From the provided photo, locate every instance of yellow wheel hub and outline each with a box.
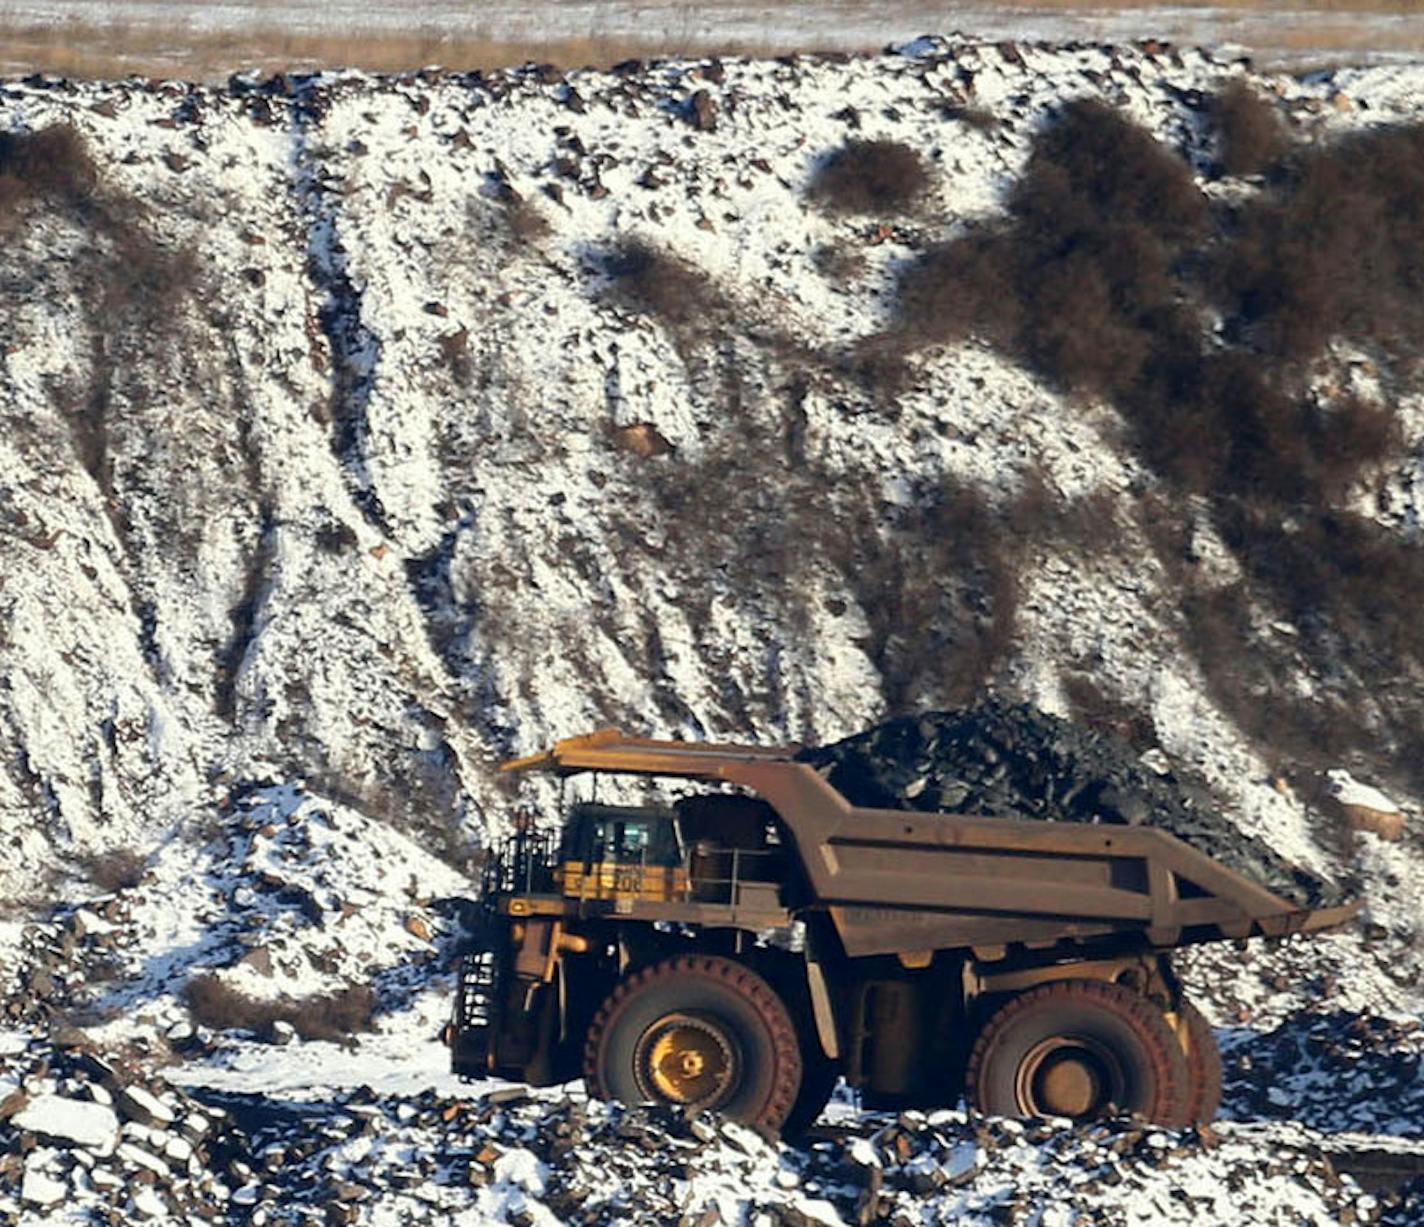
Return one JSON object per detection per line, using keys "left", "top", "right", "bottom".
{"left": 1017, "top": 1037, "right": 1119, "bottom": 1119}
{"left": 635, "top": 1013, "right": 739, "bottom": 1108}
{"left": 1036, "top": 1054, "right": 1101, "bottom": 1117}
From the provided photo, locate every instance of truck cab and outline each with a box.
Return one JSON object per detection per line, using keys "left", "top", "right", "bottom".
{"left": 555, "top": 802, "right": 687, "bottom": 903}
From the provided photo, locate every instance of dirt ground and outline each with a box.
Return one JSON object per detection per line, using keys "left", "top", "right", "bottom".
{"left": 2, "top": 0, "right": 1422, "bottom": 80}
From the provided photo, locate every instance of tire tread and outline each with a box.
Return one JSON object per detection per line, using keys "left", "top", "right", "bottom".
{"left": 584, "top": 954, "right": 802, "bottom": 1131}
{"left": 965, "top": 978, "right": 1190, "bottom": 1127}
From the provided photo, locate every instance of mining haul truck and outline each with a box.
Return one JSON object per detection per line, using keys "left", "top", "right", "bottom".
{"left": 448, "top": 730, "right": 1358, "bottom": 1132}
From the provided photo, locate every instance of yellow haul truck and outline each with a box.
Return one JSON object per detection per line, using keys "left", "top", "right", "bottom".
{"left": 449, "top": 731, "right": 1357, "bottom": 1132}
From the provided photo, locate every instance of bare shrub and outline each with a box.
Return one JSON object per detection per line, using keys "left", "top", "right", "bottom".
{"left": 1062, "top": 674, "right": 1157, "bottom": 752}
{"left": 629, "top": 424, "right": 804, "bottom": 609}
{"left": 1324, "top": 395, "right": 1400, "bottom": 476}
{"left": 1017, "top": 240, "right": 1157, "bottom": 399}
{"left": 1053, "top": 489, "right": 1124, "bottom": 554}
{"left": 286, "top": 985, "right": 378, "bottom": 1041}
{"left": 185, "top": 975, "right": 376, "bottom": 1042}
{"left": 1012, "top": 99, "right": 1207, "bottom": 244}
{"left": 896, "top": 101, "right": 1413, "bottom": 506}
{"left": 809, "top": 139, "right": 932, "bottom": 217}
{"left": 821, "top": 477, "right": 1023, "bottom": 714}
{"left": 1214, "top": 122, "right": 1424, "bottom": 368}
{"left": 831, "top": 334, "right": 917, "bottom": 400}
{"left": 1140, "top": 499, "right": 1424, "bottom": 792}
{"left": 898, "top": 230, "right": 1019, "bottom": 350}
{"left": 504, "top": 195, "right": 551, "bottom": 246}
{"left": 812, "top": 241, "right": 867, "bottom": 283}
{"left": 1221, "top": 503, "right": 1424, "bottom": 670}
{"left": 0, "top": 124, "right": 196, "bottom": 322}
{"left": 100, "top": 226, "right": 200, "bottom": 323}
{"left": 881, "top": 97, "right": 1424, "bottom": 796}
{"left": 185, "top": 976, "right": 273, "bottom": 1034}
{"left": 603, "top": 238, "right": 726, "bottom": 336}
{"left": 77, "top": 847, "right": 148, "bottom": 893}
{"left": 899, "top": 100, "right": 1206, "bottom": 399}
{"left": 944, "top": 105, "right": 1000, "bottom": 133}
{"left": 0, "top": 125, "right": 98, "bottom": 225}
{"left": 1211, "top": 80, "right": 1286, "bottom": 177}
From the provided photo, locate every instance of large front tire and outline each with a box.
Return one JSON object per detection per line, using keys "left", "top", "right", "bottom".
{"left": 966, "top": 980, "right": 1191, "bottom": 1126}
{"left": 584, "top": 955, "right": 802, "bottom": 1131}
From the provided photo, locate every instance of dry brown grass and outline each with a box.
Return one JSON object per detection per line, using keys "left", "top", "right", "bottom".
{"left": 0, "top": 24, "right": 783, "bottom": 82}
{"left": 186, "top": 974, "right": 376, "bottom": 1042}
{"left": 1, "top": 4, "right": 1423, "bottom": 82}
{"left": 76, "top": 847, "right": 148, "bottom": 894}
{"left": 1018, "top": 0, "right": 1422, "bottom": 9}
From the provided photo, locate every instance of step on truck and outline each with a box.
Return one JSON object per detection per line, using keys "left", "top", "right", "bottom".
{"left": 448, "top": 730, "right": 1358, "bottom": 1132}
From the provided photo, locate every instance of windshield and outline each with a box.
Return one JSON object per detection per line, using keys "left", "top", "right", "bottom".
{"left": 561, "top": 802, "right": 683, "bottom": 868}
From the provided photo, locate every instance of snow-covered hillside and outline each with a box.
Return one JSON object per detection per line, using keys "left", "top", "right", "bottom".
{"left": 0, "top": 35, "right": 1421, "bottom": 1226}
{"left": 0, "top": 37, "right": 1421, "bottom": 893}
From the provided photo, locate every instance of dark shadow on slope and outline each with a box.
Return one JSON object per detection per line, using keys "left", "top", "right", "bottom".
{"left": 889, "top": 96, "right": 1424, "bottom": 788}
{"left": 216, "top": 503, "right": 278, "bottom": 723}
{"left": 402, "top": 502, "right": 514, "bottom": 765}
{"left": 284, "top": 76, "right": 391, "bottom": 534}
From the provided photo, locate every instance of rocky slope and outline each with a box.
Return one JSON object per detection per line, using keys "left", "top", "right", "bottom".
{"left": 0, "top": 33, "right": 1422, "bottom": 1227}
{"left": 0, "top": 36, "right": 1420, "bottom": 898}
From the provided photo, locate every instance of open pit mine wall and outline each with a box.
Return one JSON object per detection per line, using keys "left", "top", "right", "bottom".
{"left": 0, "top": 41, "right": 1418, "bottom": 895}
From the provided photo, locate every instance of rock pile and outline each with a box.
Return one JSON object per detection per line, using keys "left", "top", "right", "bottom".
{"left": 799, "top": 702, "right": 1345, "bottom": 908}
{"left": 1, "top": 784, "right": 476, "bottom": 1065}
{"left": 0, "top": 1034, "right": 242, "bottom": 1224}
{"left": 156, "top": 1089, "right": 1405, "bottom": 1227}
{"left": 198, "top": 784, "right": 465, "bottom": 1005}
{"left": 1223, "top": 1010, "right": 1424, "bottom": 1135}
{"left": 3, "top": 896, "right": 135, "bottom": 1029}
{"left": 4, "top": 1029, "right": 1420, "bottom": 1225}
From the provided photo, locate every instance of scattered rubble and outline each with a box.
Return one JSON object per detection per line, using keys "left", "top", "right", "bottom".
{"left": 5, "top": 1054, "right": 1413, "bottom": 1227}
{"left": 1222, "top": 1011, "right": 1424, "bottom": 1136}
{"left": 0, "top": 1034, "right": 242, "bottom": 1225}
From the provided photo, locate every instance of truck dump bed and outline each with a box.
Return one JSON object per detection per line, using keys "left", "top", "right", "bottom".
{"left": 503, "top": 730, "right": 1359, "bottom": 960}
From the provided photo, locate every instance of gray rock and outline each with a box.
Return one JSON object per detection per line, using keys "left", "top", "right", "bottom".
{"left": 12, "top": 1095, "right": 120, "bottom": 1153}
{"left": 116, "top": 1085, "right": 177, "bottom": 1129}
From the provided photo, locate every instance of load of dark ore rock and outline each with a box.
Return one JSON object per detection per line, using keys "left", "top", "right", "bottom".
{"left": 797, "top": 700, "right": 1345, "bottom": 909}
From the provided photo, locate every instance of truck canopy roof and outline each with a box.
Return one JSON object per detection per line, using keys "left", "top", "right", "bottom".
{"left": 500, "top": 728, "right": 801, "bottom": 779}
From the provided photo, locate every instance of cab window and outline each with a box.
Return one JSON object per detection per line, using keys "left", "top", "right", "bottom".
{"left": 562, "top": 803, "right": 682, "bottom": 868}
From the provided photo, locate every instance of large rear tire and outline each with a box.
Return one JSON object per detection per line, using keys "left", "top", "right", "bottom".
{"left": 584, "top": 955, "right": 802, "bottom": 1132}
{"left": 1179, "top": 999, "right": 1222, "bottom": 1125}
{"left": 966, "top": 980, "right": 1191, "bottom": 1127}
